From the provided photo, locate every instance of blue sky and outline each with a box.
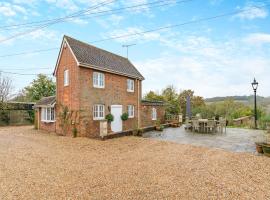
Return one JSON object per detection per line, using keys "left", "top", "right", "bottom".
{"left": 0, "top": 0, "right": 269, "bottom": 98}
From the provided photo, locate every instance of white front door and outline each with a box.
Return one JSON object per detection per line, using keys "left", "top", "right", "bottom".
{"left": 111, "top": 105, "right": 123, "bottom": 132}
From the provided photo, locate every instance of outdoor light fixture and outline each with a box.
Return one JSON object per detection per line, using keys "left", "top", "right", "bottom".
{"left": 251, "top": 78, "right": 259, "bottom": 129}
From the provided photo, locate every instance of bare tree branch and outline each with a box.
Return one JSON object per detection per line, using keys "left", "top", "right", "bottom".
{"left": 0, "top": 73, "right": 12, "bottom": 103}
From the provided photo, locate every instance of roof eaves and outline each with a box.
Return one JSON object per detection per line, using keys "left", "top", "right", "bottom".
{"left": 79, "top": 62, "right": 145, "bottom": 80}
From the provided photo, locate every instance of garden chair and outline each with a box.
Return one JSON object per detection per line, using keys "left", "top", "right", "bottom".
{"left": 218, "top": 119, "right": 227, "bottom": 133}
{"left": 192, "top": 120, "right": 200, "bottom": 132}
{"left": 205, "top": 120, "right": 216, "bottom": 133}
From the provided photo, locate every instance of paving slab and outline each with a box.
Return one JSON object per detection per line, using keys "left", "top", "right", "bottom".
{"left": 143, "top": 127, "right": 265, "bottom": 153}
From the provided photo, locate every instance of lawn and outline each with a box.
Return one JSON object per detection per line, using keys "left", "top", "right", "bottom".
{"left": 0, "top": 126, "right": 270, "bottom": 199}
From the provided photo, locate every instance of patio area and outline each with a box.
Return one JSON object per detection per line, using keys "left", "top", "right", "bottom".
{"left": 143, "top": 127, "right": 265, "bottom": 153}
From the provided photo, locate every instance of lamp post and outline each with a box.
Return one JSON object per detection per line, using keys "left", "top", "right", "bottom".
{"left": 251, "top": 78, "right": 258, "bottom": 129}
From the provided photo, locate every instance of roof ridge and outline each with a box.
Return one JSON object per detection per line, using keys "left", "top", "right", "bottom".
{"left": 64, "top": 35, "right": 129, "bottom": 61}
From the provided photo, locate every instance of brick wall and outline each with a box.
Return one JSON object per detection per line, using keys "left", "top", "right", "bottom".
{"left": 37, "top": 108, "right": 56, "bottom": 132}
{"left": 78, "top": 67, "right": 141, "bottom": 137}
{"left": 55, "top": 41, "right": 80, "bottom": 136}
{"left": 140, "top": 104, "right": 165, "bottom": 128}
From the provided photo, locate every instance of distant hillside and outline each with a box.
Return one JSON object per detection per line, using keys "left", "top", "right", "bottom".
{"left": 205, "top": 96, "right": 270, "bottom": 114}
{"left": 206, "top": 95, "right": 270, "bottom": 103}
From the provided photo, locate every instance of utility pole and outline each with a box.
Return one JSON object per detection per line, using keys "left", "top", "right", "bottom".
{"left": 122, "top": 44, "right": 136, "bottom": 59}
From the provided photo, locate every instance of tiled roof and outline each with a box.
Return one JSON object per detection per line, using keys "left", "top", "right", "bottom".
{"left": 64, "top": 35, "right": 144, "bottom": 80}
{"left": 141, "top": 99, "right": 165, "bottom": 106}
{"left": 34, "top": 96, "right": 56, "bottom": 107}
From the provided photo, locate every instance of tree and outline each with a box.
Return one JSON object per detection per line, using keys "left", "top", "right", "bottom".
{"left": 0, "top": 74, "right": 12, "bottom": 104}
{"left": 162, "top": 85, "right": 180, "bottom": 115}
{"left": 0, "top": 74, "right": 12, "bottom": 124}
{"left": 25, "top": 74, "right": 56, "bottom": 102}
{"left": 178, "top": 89, "right": 205, "bottom": 117}
{"left": 144, "top": 91, "right": 164, "bottom": 101}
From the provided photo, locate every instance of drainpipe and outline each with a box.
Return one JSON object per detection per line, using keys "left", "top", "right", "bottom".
{"left": 137, "top": 79, "right": 140, "bottom": 128}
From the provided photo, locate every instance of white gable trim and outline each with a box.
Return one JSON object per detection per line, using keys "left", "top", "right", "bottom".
{"left": 53, "top": 37, "right": 79, "bottom": 76}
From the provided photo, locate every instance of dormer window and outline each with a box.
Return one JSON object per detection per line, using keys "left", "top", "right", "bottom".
{"left": 64, "top": 69, "right": 69, "bottom": 86}
{"left": 93, "top": 72, "right": 105, "bottom": 88}
{"left": 127, "top": 79, "right": 134, "bottom": 92}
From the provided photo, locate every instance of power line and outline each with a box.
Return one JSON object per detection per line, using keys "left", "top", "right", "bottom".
{"left": 0, "top": 2, "right": 269, "bottom": 58}
{"left": 0, "top": 0, "right": 186, "bottom": 31}
{"left": 91, "top": 3, "right": 270, "bottom": 43}
{"left": 0, "top": 67, "right": 52, "bottom": 70}
{"left": 0, "top": 0, "right": 116, "bottom": 43}
{"left": 0, "top": 48, "right": 58, "bottom": 58}
{"left": 0, "top": 70, "right": 52, "bottom": 76}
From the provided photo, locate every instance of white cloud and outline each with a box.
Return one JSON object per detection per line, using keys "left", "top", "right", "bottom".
{"left": 106, "top": 26, "right": 164, "bottom": 43}
{"left": 244, "top": 33, "right": 270, "bottom": 45}
{"left": 109, "top": 14, "right": 124, "bottom": 25}
{"left": 132, "top": 32, "right": 270, "bottom": 97}
{"left": 235, "top": 2, "right": 268, "bottom": 20}
{"left": 45, "top": 0, "right": 78, "bottom": 11}
{"left": 0, "top": 2, "right": 27, "bottom": 17}
{"left": 28, "top": 29, "right": 58, "bottom": 41}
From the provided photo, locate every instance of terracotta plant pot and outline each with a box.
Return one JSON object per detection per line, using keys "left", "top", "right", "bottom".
{"left": 262, "top": 144, "right": 270, "bottom": 157}
{"left": 255, "top": 142, "right": 264, "bottom": 154}
{"left": 156, "top": 126, "right": 162, "bottom": 131}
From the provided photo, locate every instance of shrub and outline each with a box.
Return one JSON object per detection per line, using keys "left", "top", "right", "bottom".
{"left": 121, "top": 112, "right": 128, "bottom": 121}
{"left": 27, "top": 110, "right": 35, "bottom": 123}
{"left": 0, "top": 110, "right": 10, "bottom": 125}
{"left": 105, "top": 113, "right": 114, "bottom": 123}
{"left": 72, "top": 127, "right": 78, "bottom": 138}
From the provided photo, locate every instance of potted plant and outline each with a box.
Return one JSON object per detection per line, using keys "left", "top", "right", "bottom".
{"left": 255, "top": 134, "right": 266, "bottom": 154}
{"left": 262, "top": 134, "right": 270, "bottom": 157}
{"left": 121, "top": 113, "right": 128, "bottom": 121}
{"left": 267, "top": 122, "right": 270, "bottom": 133}
{"left": 262, "top": 144, "right": 270, "bottom": 157}
{"left": 155, "top": 120, "right": 164, "bottom": 131}
{"left": 105, "top": 113, "right": 114, "bottom": 133}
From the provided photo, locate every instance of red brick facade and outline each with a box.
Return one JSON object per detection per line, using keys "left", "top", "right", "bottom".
{"left": 37, "top": 38, "right": 165, "bottom": 137}
{"left": 36, "top": 108, "right": 56, "bottom": 132}
{"left": 140, "top": 104, "right": 166, "bottom": 128}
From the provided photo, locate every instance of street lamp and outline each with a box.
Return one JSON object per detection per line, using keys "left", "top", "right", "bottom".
{"left": 251, "top": 78, "right": 259, "bottom": 129}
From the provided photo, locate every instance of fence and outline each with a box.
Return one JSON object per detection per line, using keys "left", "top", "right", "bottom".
{"left": 0, "top": 102, "right": 35, "bottom": 126}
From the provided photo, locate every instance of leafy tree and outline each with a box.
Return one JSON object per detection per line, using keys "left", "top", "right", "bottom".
{"left": 178, "top": 89, "right": 205, "bottom": 118}
{"left": 162, "top": 85, "right": 180, "bottom": 115}
{"left": 25, "top": 74, "right": 56, "bottom": 102}
{"left": 144, "top": 91, "right": 164, "bottom": 101}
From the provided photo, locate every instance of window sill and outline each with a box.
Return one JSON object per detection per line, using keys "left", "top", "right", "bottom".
{"left": 93, "top": 85, "right": 105, "bottom": 89}
{"left": 127, "top": 90, "right": 134, "bottom": 93}
{"left": 128, "top": 116, "right": 134, "bottom": 119}
{"left": 93, "top": 118, "right": 105, "bottom": 121}
{"left": 41, "top": 120, "right": 55, "bottom": 123}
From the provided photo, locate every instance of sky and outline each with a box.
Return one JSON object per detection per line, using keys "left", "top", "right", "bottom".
{"left": 0, "top": 0, "right": 269, "bottom": 98}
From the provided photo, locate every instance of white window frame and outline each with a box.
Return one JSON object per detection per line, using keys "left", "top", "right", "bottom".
{"left": 93, "top": 72, "right": 105, "bottom": 88}
{"left": 152, "top": 107, "right": 157, "bottom": 120}
{"left": 41, "top": 107, "right": 55, "bottom": 122}
{"left": 127, "top": 105, "right": 134, "bottom": 118}
{"left": 64, "top": 69, "right": 69, "bottom": 86}
{"left": 127, "top": 79, "right": 134, "bottom": 92}
{"left": 93, "top": 104, "right": 105, "bottom": 120}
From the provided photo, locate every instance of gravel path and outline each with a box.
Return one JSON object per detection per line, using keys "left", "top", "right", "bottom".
{"left": 0, "top": 126, "right": 270, "bottom": 199}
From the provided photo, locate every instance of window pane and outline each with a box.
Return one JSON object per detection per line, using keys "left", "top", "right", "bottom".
{"left": 64, "top": 70, "right": 69, "bottom": 86}
{"left": 47, "top": 108, "right": 51, "bottom": 121}
{"left": 51, "top": 108, "right": 55, "bottom": 120}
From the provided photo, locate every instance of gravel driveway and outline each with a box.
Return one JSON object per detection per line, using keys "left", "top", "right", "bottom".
{"left": 0, "top": 126, "right": 270, "bottom": 199}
